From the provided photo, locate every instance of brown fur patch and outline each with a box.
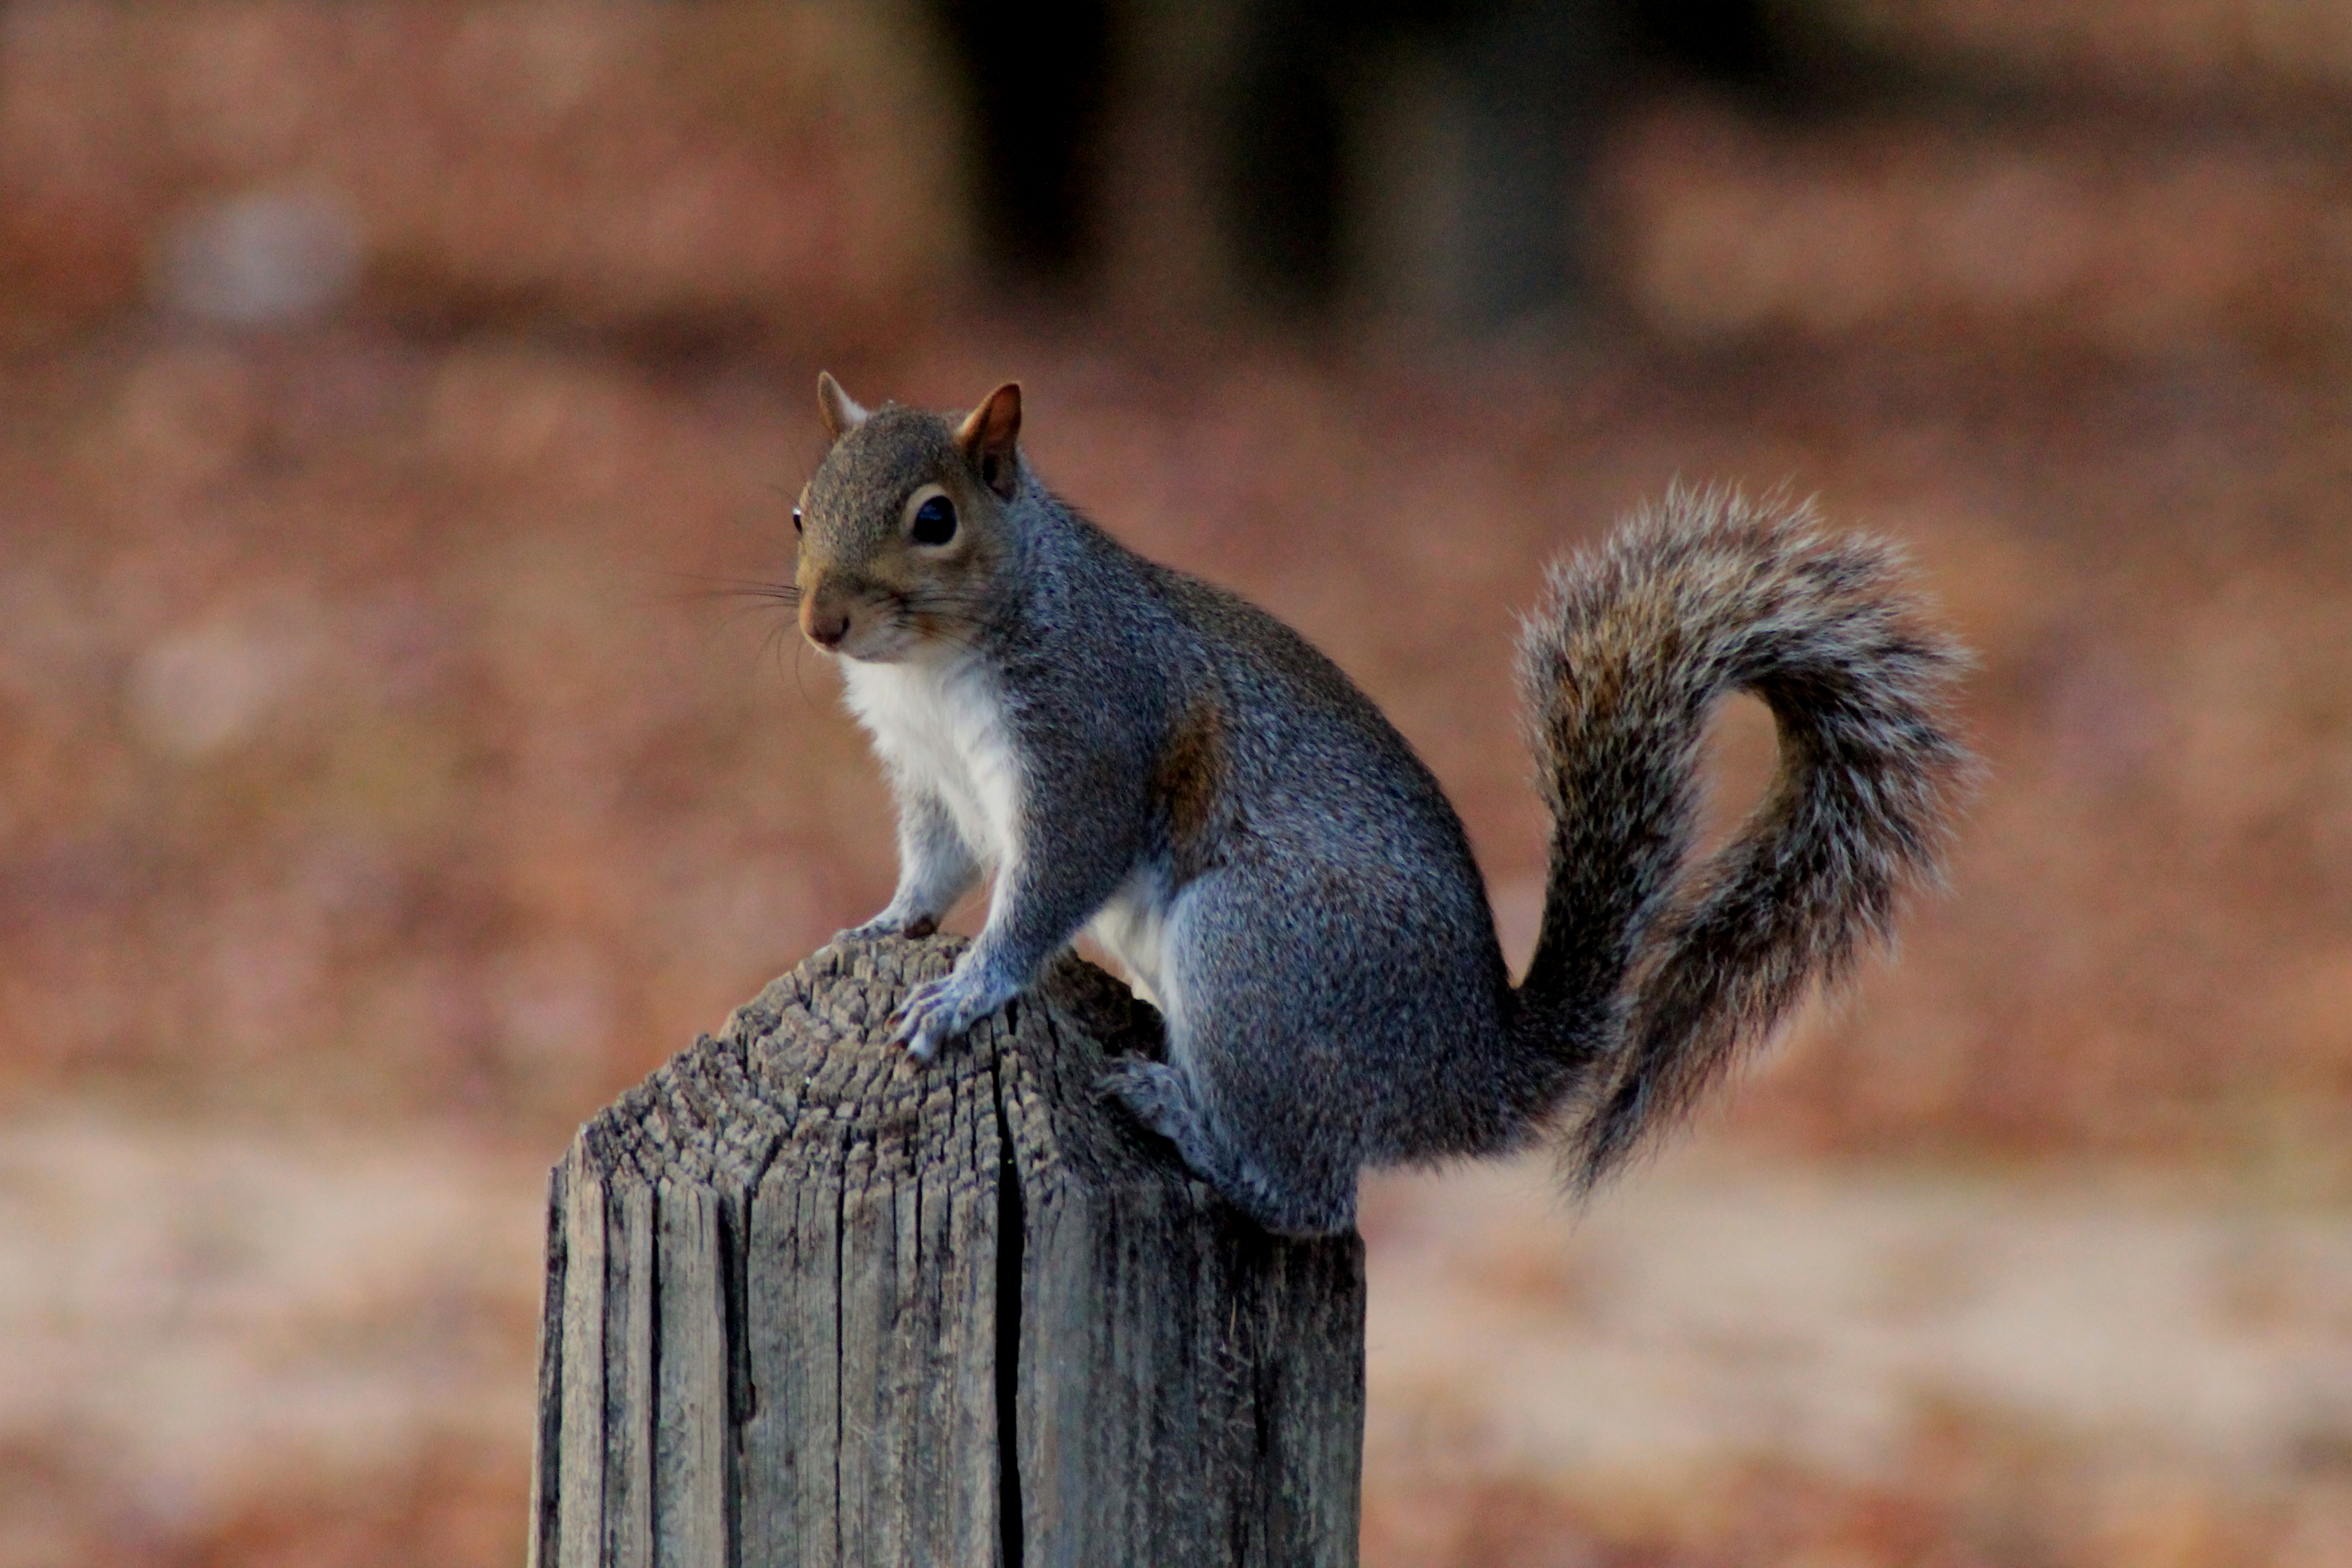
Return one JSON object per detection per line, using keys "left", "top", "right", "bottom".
{"left": 1152, "top": 697, "right": 1233, "bottom": 882}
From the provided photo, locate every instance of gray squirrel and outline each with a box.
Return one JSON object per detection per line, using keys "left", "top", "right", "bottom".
{"left": 790, "top": 374, "right": 1970, "bottom": 1237}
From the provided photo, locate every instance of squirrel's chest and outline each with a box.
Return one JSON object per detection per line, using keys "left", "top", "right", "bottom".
{"left": 841, "top": 660, "right": 1021, "bottom": 864}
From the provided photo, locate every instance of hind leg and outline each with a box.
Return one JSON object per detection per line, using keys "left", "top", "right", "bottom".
{"left": 1098, "top": 1058, "right": 1234, "bottom": 1195}
{"left": 1098, "top": 886, "right": 1362, "bottom": 1236}
{"left": 1102, "top": 1055, "right": 1358, "bottom": 1236}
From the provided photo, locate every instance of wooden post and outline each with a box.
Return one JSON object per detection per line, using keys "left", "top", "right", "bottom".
{"left": 527, "top": 936, "right": 1366, "bottom": 1567}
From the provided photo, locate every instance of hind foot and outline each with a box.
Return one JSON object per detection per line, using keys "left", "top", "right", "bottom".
{"left": 1099, "top": 1060, "right": 1357, "bottom": 1238}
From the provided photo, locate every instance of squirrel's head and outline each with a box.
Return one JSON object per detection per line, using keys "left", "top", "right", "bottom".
{"left": 793, "top": 374, "right": 1022, "bottom": 663}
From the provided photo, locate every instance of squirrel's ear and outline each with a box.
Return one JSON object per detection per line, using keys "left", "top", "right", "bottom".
{"left": 956, "top": 382, "right": 1022, "bottom": 500}
{"left": 817, "top": 372, "right": 868, "bottom": 439}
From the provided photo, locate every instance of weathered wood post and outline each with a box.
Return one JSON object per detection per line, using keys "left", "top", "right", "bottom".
{"left": 527, "top": 935, "right": 1366, "bottom": 1566}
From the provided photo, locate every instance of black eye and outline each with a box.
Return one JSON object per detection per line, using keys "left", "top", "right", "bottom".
{"left": 911, "top": 493, "right": 957, "bottom": 545}
{"left": 792, "top": 507, "right": 803, "bottom": 536}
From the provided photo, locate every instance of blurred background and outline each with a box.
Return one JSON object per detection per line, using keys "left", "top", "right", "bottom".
{"left": 2, "top": 1, "right": 2350, "bottom": 1563}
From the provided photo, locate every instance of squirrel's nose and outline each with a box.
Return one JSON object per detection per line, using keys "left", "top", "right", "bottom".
{"left": 802, "top": 604, "right": 851, "bottom": 650}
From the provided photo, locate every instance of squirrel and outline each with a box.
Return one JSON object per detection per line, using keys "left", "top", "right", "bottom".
{"left": 789, "top": 373, "right": 1970, "bottom": 1237}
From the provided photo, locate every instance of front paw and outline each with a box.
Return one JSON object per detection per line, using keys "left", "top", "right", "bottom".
{"left": 834, "top": 910, "right": 940, "bottom": 946}
{"left": 890, "top": 965, "right": 1018, "bottom": 1063}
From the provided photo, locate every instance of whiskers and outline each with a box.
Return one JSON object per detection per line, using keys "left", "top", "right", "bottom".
{"left": 662, "top": 571, "right": 803, "bottom": 613}
{"left": 667, "top": 571, "right": 1009, "bottom": 668}
{"left": 892, "top": 586, "right": 1007, "bottom": 656}
{"left": 657, "top": 570, "right": 816, "bottom": 694}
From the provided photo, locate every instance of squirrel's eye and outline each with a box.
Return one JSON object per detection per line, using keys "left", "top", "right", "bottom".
{"left": 792, "top": 507, "right": 803, "bottom": 536}
{"left": 911, "top": 494, "right": 957, "bottom": 546}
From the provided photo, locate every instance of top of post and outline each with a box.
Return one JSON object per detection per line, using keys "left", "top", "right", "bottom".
{"left": 567, "top": 935, "right": 1182, "bottom": 1208}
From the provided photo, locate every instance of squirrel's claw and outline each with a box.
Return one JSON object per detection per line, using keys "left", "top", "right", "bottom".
{"left": 836, "top": 911, "right": 941, "bottom": 947}
{"left": 891, "top": 965, "right": 1012, "bottom": 1063}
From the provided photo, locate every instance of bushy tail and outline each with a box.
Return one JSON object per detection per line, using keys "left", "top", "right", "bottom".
{"left": 1509, "top": 487, "right": 1973, "bottom": 1190}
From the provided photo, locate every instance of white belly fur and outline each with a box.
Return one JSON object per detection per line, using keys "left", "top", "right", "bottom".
{"left": 1086, "top": 874, "right": 1163, "bottom": 1005}
{"left": 841, "top": 656, "right": 1021, "bottom": 870}
{"left": 1087, "top": 867, "right": 1193, "bottom": 1024}
{"left": 843, "top": 655, "right": 1183, "bottom": 1020}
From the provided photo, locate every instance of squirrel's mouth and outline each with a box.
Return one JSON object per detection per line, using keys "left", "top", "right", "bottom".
{"left": 824, "top": 619, "right": 922, "bottom": 665}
